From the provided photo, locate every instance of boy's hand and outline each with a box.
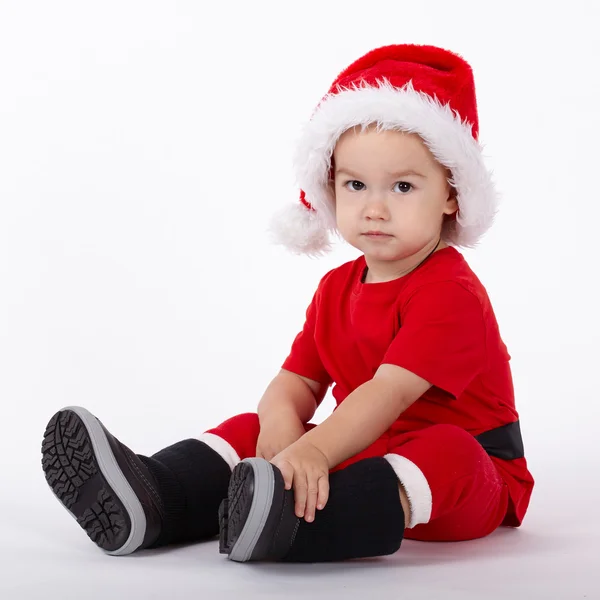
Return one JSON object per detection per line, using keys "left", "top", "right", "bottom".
{"left": 271, "top": 439, "right": 330, "bottom": 523}
{"left": 256, "top": 415, "right": 306, "bottom": 461}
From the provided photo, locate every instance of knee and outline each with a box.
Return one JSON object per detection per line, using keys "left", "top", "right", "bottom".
{"left": 207, "top": 412, "right": 260, "bottom": 442}
{"left": 412, "top": 424, "right": 487, "bottom": 469}
{"left": 219, "top": 412, "right": 259, "bottom": 429}
{"left": 204, "top": 413, "right": 260, "bottom": 462}
{"left": 423, "top": 424, "right": 478, "bottom": 446}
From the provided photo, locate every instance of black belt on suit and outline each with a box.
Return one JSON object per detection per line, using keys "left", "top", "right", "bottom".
{"left": 474, "top": 420, "right": 524, "bottom": 460}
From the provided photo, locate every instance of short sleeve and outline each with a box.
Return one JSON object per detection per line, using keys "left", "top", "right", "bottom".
{"left": 281, "top": 287, "right": 332, "bottom": 386}
{"left": 382, "top": 281, "right": 487, "bottom": 399}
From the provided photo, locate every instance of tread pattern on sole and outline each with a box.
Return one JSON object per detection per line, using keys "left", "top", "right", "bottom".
{"left": 41, "top": 410, "right": 130, "bottom": 552}
{"left": 220, "top": 462, "right": 254, "bottom": 554}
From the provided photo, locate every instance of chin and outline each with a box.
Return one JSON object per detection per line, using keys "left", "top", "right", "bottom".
{"left": 362, "top": 245, "right": 402, "bottom": 260}
{"left": 369, "top": 251, "right": 405, "bottom": 263}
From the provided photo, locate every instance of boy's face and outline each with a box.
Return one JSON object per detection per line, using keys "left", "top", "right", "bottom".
{"left": 332, "top": 126, "right": 457, "bottom": 264}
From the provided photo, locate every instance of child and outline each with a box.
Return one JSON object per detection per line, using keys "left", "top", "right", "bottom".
{"left": 41, "top": 43, "right": 534, "bottom": 563}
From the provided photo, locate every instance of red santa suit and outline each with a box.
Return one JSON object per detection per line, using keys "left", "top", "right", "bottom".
{"left": 201, "top": 247, "right": 534, "bottom": 540}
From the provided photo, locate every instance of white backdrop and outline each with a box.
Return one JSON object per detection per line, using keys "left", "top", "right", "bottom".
{"left": 1, "top": 1, "right": 598, "bottom": 599}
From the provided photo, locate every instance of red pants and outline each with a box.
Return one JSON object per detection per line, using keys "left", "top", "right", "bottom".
{"left": 201, "top": 413, "right": 509, "bottom": 542}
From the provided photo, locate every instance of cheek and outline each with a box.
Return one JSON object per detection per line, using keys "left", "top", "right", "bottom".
{"left": 398, "top": 195, "right": 439, "bottom": 221}
{"left": 335, "top": 210, "right": 355, "bottom": 234}
{"left": 335, "top": 200, "right": 358, "bottom": 225}
{"left": 390, "top": 201, "right": 419, "bottom": 224}
{"left": 389, "top": 203, "right": 435, "bottom": 238}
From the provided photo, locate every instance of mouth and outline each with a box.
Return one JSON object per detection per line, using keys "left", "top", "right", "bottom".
{"left": 362, "top": 231, "right": 394, "bottom": 238}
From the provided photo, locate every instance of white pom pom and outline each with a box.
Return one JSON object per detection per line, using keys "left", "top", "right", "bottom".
{"left": 267, "top": 203, "right": 332, "bottom": 256}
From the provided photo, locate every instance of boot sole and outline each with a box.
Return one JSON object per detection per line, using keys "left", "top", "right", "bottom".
{"left": 41, "top": 406, "right": 146, "bottom": 555}
{"left": 220, "top": 458, "right": 275, "bottom": 562}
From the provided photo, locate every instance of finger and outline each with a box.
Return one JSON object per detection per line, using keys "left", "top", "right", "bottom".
{"left": 293, "top": 471, "right": 308, "bottom": 518}
{"left": 317, "top": 474, "right": 329, "bottom": 511}
{"left": 258, "top": 445, "right": 275, "bottom": 461}
{"left": 277, "top": 461, "right": 295, "bottom": 491}
{"left": 304, "top": 475, "right": 320, "bottom": 523}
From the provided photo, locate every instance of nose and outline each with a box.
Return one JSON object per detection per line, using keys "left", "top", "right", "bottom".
{"left": 364, "top": 195, "right": 389, "bottom": 220}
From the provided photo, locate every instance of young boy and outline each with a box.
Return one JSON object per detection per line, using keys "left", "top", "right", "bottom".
{"left": 41, "top": 43, "right": 534, "bottom": 563}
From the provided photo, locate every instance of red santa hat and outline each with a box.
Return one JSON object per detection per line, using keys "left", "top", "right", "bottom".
{"left": 269, "top": 44, "right": 498, "bottom": 255}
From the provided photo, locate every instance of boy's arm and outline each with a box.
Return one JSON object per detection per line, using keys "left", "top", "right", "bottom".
{"left": 301, "top": 364, "right": 430, "bottom": 468}
{"left": 257, "top": 369, "right": 326, "bottom": 426}
{"left": 255, "top": 369, "right": 327, "bottom": 460}
{"left": 301, "top": 281, "right": 487, "bottom": 467}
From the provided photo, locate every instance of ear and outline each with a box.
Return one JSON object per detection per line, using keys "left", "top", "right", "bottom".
{"left": 443, "top": 195, "right": 459, "bottom": 216}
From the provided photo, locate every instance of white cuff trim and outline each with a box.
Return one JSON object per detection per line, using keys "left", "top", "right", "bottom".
{"left": 384, "top": 453, "right": 433, "bottom": 528}
{"left": 197, "top": 432, "right": 241, "bottom": 471}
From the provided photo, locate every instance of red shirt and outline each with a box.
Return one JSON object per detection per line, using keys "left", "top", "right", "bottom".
{"left": 282, "top": 247, "right": 534, "bottom": 526}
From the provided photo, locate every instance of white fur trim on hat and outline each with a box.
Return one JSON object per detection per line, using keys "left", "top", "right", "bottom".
{"left": 268, "top": 201, "right": 334, "bottom": 257}
{"left": 270, "top": 80, "right": 498, "bottom": 255}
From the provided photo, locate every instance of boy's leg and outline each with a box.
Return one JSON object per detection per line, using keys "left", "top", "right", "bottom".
{"left": 218, "top": 434, "right": 405, "bottom": 563}
{"left": 218, "top": 424, "right": 508, "bottom": 562}
{"left": 141, "top": 412, "right": 266, "bottom": 546}
{"left": 219, "top": 455, "right": 404, "bottom": 562}
{"left": 41, "top": 408, "right": 262, "bottom": 554}
{"left": 197, "top": 412, "right": 262, "bottom": 469}
{"left": 385, "top": 424, "right": 509, "bottom": 541}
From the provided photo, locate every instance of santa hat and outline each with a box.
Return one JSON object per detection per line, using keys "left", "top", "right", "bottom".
{"left": 269, "top": 44, "right": 498, "bottom": 255}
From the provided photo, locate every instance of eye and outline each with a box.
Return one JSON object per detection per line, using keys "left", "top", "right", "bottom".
{"left": 394, "top": 181, "right": 413, "bottom": 194}
{"left": 343, "top": 180, "right": 365, "bottom": 192}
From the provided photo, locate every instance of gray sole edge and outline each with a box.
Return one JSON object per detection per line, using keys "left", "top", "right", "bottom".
{"left": 62, "top": 406, "right": 147, "bottom": 556}
{"left": 228, "top": 458, "right": 274, "bottom": 562}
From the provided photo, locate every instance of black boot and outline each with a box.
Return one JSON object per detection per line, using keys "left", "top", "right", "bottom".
{"left": 41, "top": 406, "right": 231, "bottom": 554}
{"left": 219, "top": 457, "right": 405, "bottom": 562}
{"left": 140, "top": 439, "right": 232, "bottom": 547}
